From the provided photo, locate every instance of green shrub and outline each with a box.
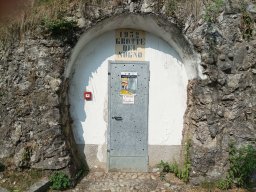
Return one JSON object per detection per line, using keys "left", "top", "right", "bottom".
{"left": 228, "top": 144, "right": 256, "bottom": 187}
{"left": 217, "top": 143, "right": 256, "bottom": 189}
{"left": 50, "top": 171, "right": 71, "bottom": 190}
{"left": 42, "top": 18, "right": 77, "bottom": 36}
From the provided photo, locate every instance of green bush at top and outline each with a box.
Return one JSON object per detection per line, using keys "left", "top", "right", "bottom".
{"left": 50, "top": 171, "right": 71, "bottom": 190}
{"left": 42, "top": 18, "right": 77, "bottom": 36}
{"left": 217, "top": 143, "right": 256, "bottom": 190}
{"left": 203, "top": 0, "right": 224, "bottom": 23}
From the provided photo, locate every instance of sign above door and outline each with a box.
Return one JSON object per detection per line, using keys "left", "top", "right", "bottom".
{"left": 115, "top": 29, "right": 145, "bottom": 61}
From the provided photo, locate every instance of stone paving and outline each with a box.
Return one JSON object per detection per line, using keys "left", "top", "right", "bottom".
{"left": 67, "top": 171, "right": 190, "bottom": 192}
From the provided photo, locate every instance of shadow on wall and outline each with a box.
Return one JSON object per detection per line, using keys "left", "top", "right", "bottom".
{"left": 68, "top": 31, "right": 115, "bottom": 168}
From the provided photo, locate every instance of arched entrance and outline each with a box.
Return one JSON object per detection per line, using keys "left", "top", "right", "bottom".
{"left": 66, "top": 14, "right": 203, "bottom": 171}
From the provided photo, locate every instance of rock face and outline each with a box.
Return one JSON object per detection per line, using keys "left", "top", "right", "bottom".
{"left": 0, "top": 35, "right": 80, "bottom": 173}
{"left": 0, "top": 0, "right": 255, "bottom": 184}
{"left": 183, "top": 0, "right": 256, "bottom": 183}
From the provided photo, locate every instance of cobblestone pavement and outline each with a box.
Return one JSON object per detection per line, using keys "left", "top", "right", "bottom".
{"left": 65, "top": 171, "right": 251, "bottom": 192}
{"left": 66, "top": 171, "right": 197, "bottom": 192}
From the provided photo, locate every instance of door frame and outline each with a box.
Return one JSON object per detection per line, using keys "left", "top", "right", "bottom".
{"left": 107, "top": 60, "right": 150, "bottom": 172}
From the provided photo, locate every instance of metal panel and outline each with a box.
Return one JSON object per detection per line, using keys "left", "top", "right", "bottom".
{"left": 109, "top": 156, "right": 148, "bottom": 172}
{"left": 108, "top": 61, "right": 149, "bottom": 172}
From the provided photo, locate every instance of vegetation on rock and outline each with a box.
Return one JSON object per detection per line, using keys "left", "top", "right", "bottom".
{"left": 0, "top": 0, "right": 79, "bottom": 47}
{"left": 241, "top": 11, "right": 254, "bottom": 41}
{"left": 0, "top": 169, "right": 50, "bottom": 191}
{"left": 50, "top": 171, "right": 71, "bottom": 190}
{"left": 158, "top": 139, "right": 191, "bottom": 183}
{"left": 217, "top": 143, "right": 256, "bottom": 190}
{"left": 203, "top": 0, "right": 224, "bottom": 23}
{"left": 0, "top": 0, "right": 256, "bottom": 190}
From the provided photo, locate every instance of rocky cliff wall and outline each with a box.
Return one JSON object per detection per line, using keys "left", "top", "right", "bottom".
{"left": 0, "top": 0, "right": 255, "bottom": 184}
{"left": 184, "top": 0, "right": 256, "bottom": 183}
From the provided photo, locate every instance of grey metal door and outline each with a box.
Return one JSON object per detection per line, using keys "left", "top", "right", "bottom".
{"left": 108, "top": 61, "right": 149, "bottom": 172}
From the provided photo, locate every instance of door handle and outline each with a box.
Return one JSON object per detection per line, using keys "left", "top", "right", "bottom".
{"left": 112, "top": 116, "right": 123, "bottom": 121}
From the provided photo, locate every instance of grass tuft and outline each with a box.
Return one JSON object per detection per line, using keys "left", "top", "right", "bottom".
{"left": 0, "top": 0, "right": 80, "bottom": 49}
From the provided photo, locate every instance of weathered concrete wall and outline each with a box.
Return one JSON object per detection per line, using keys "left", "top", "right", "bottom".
{"left": 0, "top": 0, "right": 255, "bottom": 184}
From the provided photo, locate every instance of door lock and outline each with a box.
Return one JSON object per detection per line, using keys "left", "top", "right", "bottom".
{"left": 112, "top": 116, "right": 123, "bottom": 121}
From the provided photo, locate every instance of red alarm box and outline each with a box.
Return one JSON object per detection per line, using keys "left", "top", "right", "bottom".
{"left": 84, "top": 91, "right": 92, "bottom": 100}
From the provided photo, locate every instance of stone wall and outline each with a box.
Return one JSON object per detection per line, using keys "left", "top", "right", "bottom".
{"left": 0, "top": 0, "right": 255, "bottom": 183}
{"left": 184, "top": 0, "right": 256, "bottom": 184}
{"left": 0, "top": 34, "right": 83, "bottom": 176}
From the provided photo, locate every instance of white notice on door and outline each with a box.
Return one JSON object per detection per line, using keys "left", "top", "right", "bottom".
{"left": 122, "top": 95, "right": 134, "bottom": 104}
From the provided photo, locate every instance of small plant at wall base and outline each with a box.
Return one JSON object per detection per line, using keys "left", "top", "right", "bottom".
{"left": 50, "top": 171, "right": 71, "bottom": 190}
{"left": 200, "top": 181, "right": 217, "bottom": 190}
{"left": 158, "top": 140, "right": 191, "bottom": 183}
{"left": 216, "top": 143, "right": 256, "bottom": 190}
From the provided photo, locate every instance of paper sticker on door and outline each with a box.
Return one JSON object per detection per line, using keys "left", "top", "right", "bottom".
{"left": 120, "top": 72, "right": 137, "bottom": 96}
{"left": 122, "top": 95, "right": 135, "bottom": 104}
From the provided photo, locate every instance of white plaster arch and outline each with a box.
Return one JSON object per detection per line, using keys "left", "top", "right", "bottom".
{"left": 66, "top": 13, "right": 205, "bottom": 170}
{"left": 65, "top": 13, "right": 205, "bottom": 80}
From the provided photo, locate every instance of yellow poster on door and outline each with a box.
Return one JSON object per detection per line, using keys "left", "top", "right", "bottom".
{"left": 120, "top": 72, "right": 137, "bottom": 96}
{"left": 115, "top": 29, "right": 145, "bottom": 61}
